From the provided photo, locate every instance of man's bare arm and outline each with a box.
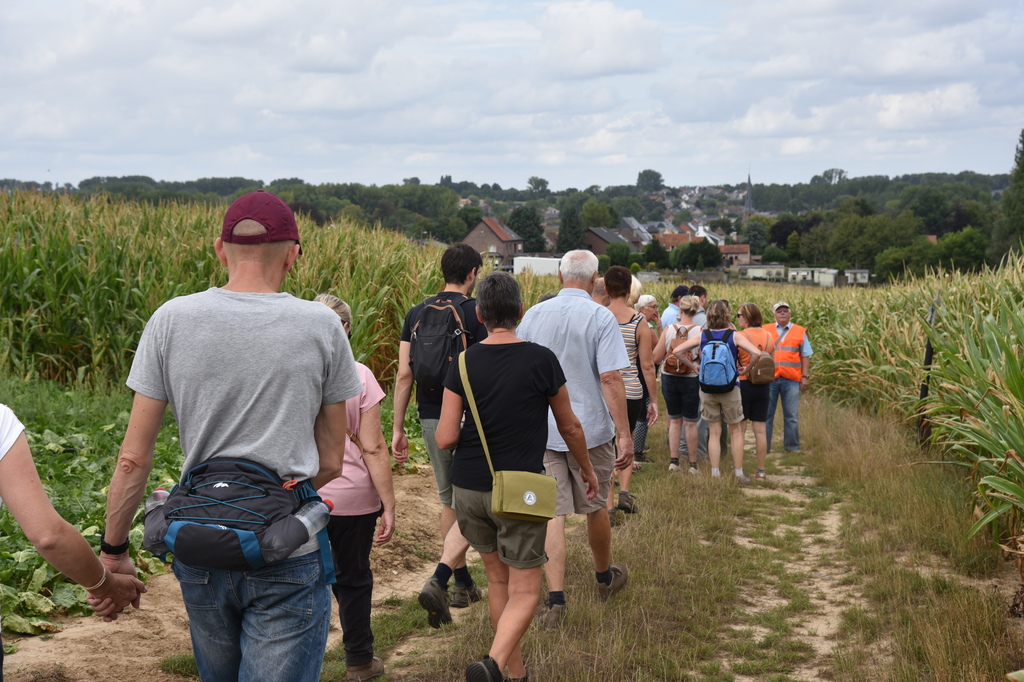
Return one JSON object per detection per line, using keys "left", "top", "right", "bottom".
{"left": 313, "top": 401, "right": 347, "bottom": 489}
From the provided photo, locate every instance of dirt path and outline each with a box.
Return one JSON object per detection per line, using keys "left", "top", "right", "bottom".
{"left": 4, "top": 467, "right": 445, "bottom": 682}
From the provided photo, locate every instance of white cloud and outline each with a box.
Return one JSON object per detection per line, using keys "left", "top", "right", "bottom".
{"left": 535, "top": 1, "right": 665, "bottom": 79}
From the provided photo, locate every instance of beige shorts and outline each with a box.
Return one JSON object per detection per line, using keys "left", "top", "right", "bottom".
{"left": 544, "top": 440, "right": 615, "bottom": 517}
{"left": 699, "top": 386, "right": 744, "bottom": 424}
{"left": 452, "top": 485, "right": 548, "bottom": 569}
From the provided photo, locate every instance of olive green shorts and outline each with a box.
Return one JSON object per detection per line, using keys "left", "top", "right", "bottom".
{"left": 452, "top": 485, "right": 548, "bottom": 569}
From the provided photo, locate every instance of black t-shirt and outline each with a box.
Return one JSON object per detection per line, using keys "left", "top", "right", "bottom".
{"left": 443, "top": 342, "right": 566, "bottom": 492}
{"left": 401, "top": 293, "right": 488, "bottom": 420}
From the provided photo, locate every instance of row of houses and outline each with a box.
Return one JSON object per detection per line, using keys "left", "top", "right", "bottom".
{"left": 737, "top": 264, "right": 871, "bottom": 288}
{"left": 462, "top": 214, "right": 752, "bottom": 269}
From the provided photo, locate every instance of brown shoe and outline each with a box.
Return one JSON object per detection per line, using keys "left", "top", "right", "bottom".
{"left": 607, "top": 508, "right": 618, "bottom": 527}
{"left": 617, "top": 490, "right": 639, "bottom": 514}
{"left": 597, "top": 563, "right": 628, "bottom": 601}
{"left": 347, "top": 656, "right": 384, "bottom": 681}
{"left": 540, "top": 603, "right": 566, "bottom": 629}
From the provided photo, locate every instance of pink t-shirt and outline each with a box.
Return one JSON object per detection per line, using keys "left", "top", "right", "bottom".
{"left": 318, "top": 363, "right": 387, "bottom": 516}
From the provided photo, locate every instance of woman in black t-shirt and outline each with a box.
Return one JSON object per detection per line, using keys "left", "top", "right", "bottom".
{"left": 436, "top": 272, "right": 597, "bottom": 682}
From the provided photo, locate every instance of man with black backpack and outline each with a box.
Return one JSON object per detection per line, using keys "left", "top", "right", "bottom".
{"left": 392, "top": 243, "right": 489, "bottom": 627}
{"left": 100, "top": 191, "right": 363, "bottom": 682}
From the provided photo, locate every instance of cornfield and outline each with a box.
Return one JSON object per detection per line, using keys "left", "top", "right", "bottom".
{"left": 0, "top": 191, "right": 444, "bottom": 388}
{"left": 4, "top": 191, "right": 1024, "bottom": 544}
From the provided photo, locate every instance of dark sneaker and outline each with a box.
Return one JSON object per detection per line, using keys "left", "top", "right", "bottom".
{"left": 597, "top": 563, "right": 628, "bottom": 601}
{"left": 540, "top": 603, "right": 566, "bottom": 629}
{"left": 419, "top": 576, "right": 452, "bottom": 628}
{"left": 617, "top": 491, "right": 639, "bottom": 514}
{"left": 607, "top": 508, "right": 618, "bottom": 527}
{"left": 465, "top": 655, "right": 503, "bottom": 682}
{"left": 346, "top": 656, "right": 385, "bottom": 681}
{"left": 451, "top": 583, "right": 483, "bottom": 608}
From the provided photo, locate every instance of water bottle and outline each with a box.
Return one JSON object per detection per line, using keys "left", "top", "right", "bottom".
{"left": 145, "top": 487, "right": 170, "bottom": 514}
{"left": 293, "top": 499, "right": 334, "bottom": 538}
{"left": 259, "top": 499, "right": 335, "bottom": 564}
{"left": 142, "top": 487, "right": 171, "bottom": 557}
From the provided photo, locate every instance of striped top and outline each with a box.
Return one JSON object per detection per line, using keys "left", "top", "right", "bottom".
{"left": 618, "top": 314, "right": 644, "bottom": 400}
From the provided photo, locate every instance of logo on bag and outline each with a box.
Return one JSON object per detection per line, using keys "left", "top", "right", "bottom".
{"left": 523, "top": 491, "right": 537, "bottom": 506}
{"left": 213, "top": 483, "right": 229, "bottom": 488}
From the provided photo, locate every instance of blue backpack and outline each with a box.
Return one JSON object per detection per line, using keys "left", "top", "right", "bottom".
{"left": 698, "top": 329, "right": 738, "bottom": 393}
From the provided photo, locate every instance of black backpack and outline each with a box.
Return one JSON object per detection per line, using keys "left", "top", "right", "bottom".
{"left": 410, "top": 293, "right": 471, "bottom": 391}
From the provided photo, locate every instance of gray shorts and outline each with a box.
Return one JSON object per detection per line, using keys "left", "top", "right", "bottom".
{"left": 421, "top": 418, "right": 454, "bottom": 507}
{"left": 544, "top": 440, "right": 615, "bottom": 517}
{"left": 453, "top": 485, "right": 548, "bottom": 569}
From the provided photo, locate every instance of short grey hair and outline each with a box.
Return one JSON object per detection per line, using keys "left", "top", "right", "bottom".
{"left": 559, "top": 250, "right": 599, "bottom": 283}
{"left": 635, "top": 294, "right": 657, "bottom": 313}
{"left": 476, "top": 272, "right": 522, "bottom": 330}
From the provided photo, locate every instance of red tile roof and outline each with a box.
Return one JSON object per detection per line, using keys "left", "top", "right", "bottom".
{"left": 481, "top": 217, "right": 521, "bottom": 243}
{"left": 720, "top": 244, "right": 750, "bottom": 254}
{"left": 657, "top": 233, "right": 697, "bottom": 249}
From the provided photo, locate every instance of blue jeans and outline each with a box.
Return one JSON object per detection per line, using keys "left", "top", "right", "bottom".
{"left": 173, "top": 552, "right": 331, "bottom": 682}
{"left": 766, "top": 378, "right": 801, "bottom": 451}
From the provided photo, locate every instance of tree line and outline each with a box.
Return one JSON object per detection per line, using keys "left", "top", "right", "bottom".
{"left": 3, "top": 137, "right": 1023, "bottom": 280}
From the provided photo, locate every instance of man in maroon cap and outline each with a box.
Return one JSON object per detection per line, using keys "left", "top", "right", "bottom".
{"left": 99, "top": 191, "right": 363, "bottom": 682}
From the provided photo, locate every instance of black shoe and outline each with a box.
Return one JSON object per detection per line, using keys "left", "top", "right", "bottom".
{"left": 466, "top": 655, "right": 502, "bottom": 682}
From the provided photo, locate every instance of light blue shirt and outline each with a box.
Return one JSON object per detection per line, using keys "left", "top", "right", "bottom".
{"left": 661, "top": 302, "right": 680, "bottom": 328}
{"left": 518, "top": 288, "right": 630, "bottom": 450}
{"left": 773, "top": 323, "right": 814, "bottom": 356}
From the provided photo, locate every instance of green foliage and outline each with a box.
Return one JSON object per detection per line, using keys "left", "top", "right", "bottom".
{"left": 761, "top": 245, "right": 789, "bottom": 263}
{"left": 604, "top": 242, "right": 631, "bottom": 267}
{"left": 507, "top": 205, "right": 545, "bottom": 253}
{"left": 580, "top": 199, "right": 614, "bottom": 229}
{"left": 671, "top": 241, "right": 723, "bottom": 270}
{"left": 637, "top": 169, "right": 664, "bottom": 192}
{"left": 629, "top": 262, "right": 641, "bottom": 275}
{"left": 938, "top": 226, "right": 989, "bottom": 272}
{"left": 989, "top": 128, "right": 1024, "bottom": 262}
{"left": 745, "top": 222, "right": 768, "bottom": 254}
{"left": 597, "top": 254, "right": 611, "bottom": 272}
{"left": 643, "top": 237, "right": 670, "bottom": 269}
{"left": 0, "top": 376, "right": 180, "bottom": 624}
{"left": 555, "top": 205, "right": 586, "bottom": 252}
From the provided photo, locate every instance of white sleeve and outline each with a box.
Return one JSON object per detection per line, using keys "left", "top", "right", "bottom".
{"left": 0, "top": 405, "right": 26, "bottom": 462}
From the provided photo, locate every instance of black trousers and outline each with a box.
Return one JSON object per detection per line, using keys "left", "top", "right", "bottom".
{"left": 326, "top": 506, "right": 383, "bottom": 667}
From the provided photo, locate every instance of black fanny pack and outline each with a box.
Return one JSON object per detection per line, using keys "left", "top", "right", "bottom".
{"left": 143, "top": 457, "right": 334, "bottom": 582}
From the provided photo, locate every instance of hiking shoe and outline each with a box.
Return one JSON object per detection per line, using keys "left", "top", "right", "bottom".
{"left": 451, "top": 583, "right": 483, "bottom": 608}
{"left": 668, "top": 462, "right": 681, "bottom": 472}
{"left": 466, "top": 655, "right": 503, "bottom": 682}
{"left": 735, "top": 471, "right": 751, "bottom": 486}
{"left": 755, "top": 471, "right": 768, "bottom": 481}
{"left": 597, "top": 563, "right": 629, "bottom": 601}
{"left": 418, "top": 576, "right": 452, "bottom": 628}
{"left": 617, "top": 491, "right": 639, "bottom": 514}
{"left": 540, "top": 603, "right": 566, "bottom": 629}
{"left": 346, "top": 656, "right": 385, "bottom": 681}
{"left": 688, "top": 462, "right": 699, "bottom": 474}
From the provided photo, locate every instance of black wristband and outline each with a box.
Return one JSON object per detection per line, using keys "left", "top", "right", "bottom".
{"left": 100, "top": 533, "right": 130, "bottom": 555}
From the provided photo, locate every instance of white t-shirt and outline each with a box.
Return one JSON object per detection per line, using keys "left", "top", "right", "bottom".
{"left": 0, "top": 404, "right": 27, "bottom": 503}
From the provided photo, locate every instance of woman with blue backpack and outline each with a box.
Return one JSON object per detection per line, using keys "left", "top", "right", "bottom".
{"left": 668, "top": 299, "right": 764, "bottom": 483}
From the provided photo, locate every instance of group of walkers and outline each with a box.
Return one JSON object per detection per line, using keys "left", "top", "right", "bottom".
{"left": 0, "top": 190, "right": 814, "bottom": 682}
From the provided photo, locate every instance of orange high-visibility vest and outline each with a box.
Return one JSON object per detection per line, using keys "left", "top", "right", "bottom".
{"left": 762, "top": 323, "right": 806, "bottom": 381}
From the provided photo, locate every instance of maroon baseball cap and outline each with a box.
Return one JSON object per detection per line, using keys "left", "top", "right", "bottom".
{"left": 221, "top": 190, "right": 301, "bottom": 251}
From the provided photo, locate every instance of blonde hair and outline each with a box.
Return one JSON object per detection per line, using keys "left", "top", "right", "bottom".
{"left": 314, "top": 293, "right": 352, "bottom": 336}
{"left": 677, "top": 295, "right": 701, "bottom": 316}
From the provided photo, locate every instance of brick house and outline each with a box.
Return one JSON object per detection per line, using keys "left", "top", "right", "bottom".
{"left": 461, "top": 217, "right": 524, "bottom": 267}
{"left": 720, "top": 244, "right": 751, "bottom": 266}
{"left": 586, "top": 227, "right": 633, "bottom": 256}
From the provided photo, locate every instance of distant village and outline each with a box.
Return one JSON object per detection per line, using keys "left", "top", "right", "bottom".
{"left": 457, "top": 181, "right": 871, "bottom": 289}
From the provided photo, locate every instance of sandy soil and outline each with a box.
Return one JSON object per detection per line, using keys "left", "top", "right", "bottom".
{"left": 3, "top": 467, "right": 444, "bottom": 682}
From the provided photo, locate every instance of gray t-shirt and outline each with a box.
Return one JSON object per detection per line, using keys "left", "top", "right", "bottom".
{"left": 127, "top": 288, "right": 362, "bottom": 481}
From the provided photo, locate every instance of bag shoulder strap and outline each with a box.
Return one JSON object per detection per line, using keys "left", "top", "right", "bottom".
{"left": 458, "top": 353, "right": 495, "bottom": 480}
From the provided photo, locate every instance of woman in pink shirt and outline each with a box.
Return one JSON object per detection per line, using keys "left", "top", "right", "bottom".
{"left": 315, "top": 294, "right": 396, "bottom": 682}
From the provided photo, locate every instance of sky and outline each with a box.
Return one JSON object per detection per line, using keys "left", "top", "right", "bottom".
{"left": 2, "top": 0, "right": 1022, "bottom": 191}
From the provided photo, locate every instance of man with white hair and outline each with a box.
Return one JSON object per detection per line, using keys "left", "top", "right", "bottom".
{"left": 517, "top": 249, "right": 634, "bottom": 629}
